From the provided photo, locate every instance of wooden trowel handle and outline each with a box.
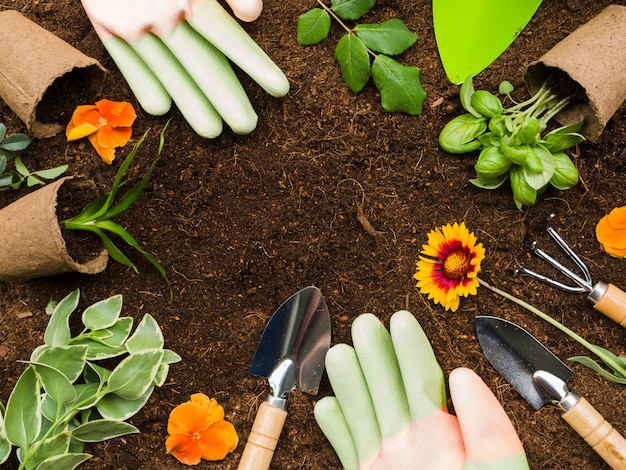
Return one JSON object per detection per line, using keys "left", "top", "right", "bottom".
{"left": 562, "top": 397, "right": 626, "bottom": 469}
{"left": 592, "top": 283, "right": 626, "bottom": 327}
{"left": 238, "top": 401, "right": 288, "bottom": 470}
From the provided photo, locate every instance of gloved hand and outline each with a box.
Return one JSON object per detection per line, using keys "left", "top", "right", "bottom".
{"left": 314, "top": 311, "right": 530, "bottom": 470}
{"left": 80, "top": 0, "right": 289, "bottom": 138}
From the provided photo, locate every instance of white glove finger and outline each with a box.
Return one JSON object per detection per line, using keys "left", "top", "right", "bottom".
{"left": 324, "top": 343, "right": 381, "bottom": 463}
{"left": 351, "top": 314, "right": 411, "bottom": 440}
{"left": 100, "top": 36, "right": 172, "bottom": 116}
{"left": 159, "top": 21, "right": 258, "bottom": 135}
{"left": 130, "top": 34, "right": 223, "bottom": 138}
{"left": 224, "top": 0, "right": 263, "bottom": 22}
{"left": 188, "top": 0, "right": 289, "bottom": 97}
{"left": 314, "top": 397, "right": 359, "bottom": 470}
{"left": 389, "top": 310, "right": 447, "bottom": 420}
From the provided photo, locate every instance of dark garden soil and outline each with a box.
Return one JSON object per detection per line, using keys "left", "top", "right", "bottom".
{"left": 1, "top": 0, "right": 625, "bottom": 469}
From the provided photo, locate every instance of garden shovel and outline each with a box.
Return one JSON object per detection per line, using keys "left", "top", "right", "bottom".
{"left": 476, "top": 316, "right": 626, "bottom": 469}
{"left": 433, "top": 0, "right": 543, "bottom": 84}
{"left": 238, "top": 286, "right": 331, "bottom": 470}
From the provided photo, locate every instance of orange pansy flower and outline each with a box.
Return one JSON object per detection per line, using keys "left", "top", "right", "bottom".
{"left": 166, "top": 393, "right": 238, "bottom": 465}
{"left": 596, "top": 206, "right": 626, "bottom": 258}
{"left": 66, "top": 99, "right": 136, "bottom": 164}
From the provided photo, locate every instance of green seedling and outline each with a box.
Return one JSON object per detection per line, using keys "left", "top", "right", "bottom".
{"left": 297, "top": 0, "right": 426, "bottom": 115}
{"left": 0, "top": 289, "right": 181, "bottom": 469}
{"left": 61, "top": 123, "right": 172, "bottom": 300}
{"left": 439, "top": 76, "right": 584, "bottom": 210}
{"left": 0, "top": 124, "right": 67, "bottom": 191}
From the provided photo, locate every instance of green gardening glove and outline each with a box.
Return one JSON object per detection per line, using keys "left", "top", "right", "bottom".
{"left": 314, "top": 310, "right": 530, "bottom": 470}
{"left": 80, "top": 0, "right": 289, "bottom": 138}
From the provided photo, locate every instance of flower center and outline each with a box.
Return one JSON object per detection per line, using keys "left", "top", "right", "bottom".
{"left": 443, "top": 251, "right": 470, "bottom": 280}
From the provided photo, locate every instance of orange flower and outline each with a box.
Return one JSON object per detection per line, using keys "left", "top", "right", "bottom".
{"left": 596, "top": 206, "right": 626, "bottom": 258}
{"left": 66, "top": 99, "right": 136, "bottom": 164}
{"left": 166, "top": 393, "right": 238, "bottom": 465}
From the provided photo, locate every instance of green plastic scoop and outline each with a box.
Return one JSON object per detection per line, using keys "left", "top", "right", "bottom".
{"left": 433, "top": 0, "right": 543, "bottom": 84}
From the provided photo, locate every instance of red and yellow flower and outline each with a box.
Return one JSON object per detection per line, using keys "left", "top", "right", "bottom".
{"left": 66, "top": 99, "right": 136, "bottom": 164}
{"left": 165, "top": 393, "right": 238, "bottom": 465}
{"left": 596, "top": 206, "right": 626, "bottom": 258}
{"left": 414, "top": 222, "right": 485, "bottom": 312}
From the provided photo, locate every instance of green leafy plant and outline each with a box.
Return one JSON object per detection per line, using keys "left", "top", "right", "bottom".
{"left": 478, "top": 278, "right": 626, "bottom": 384}
{"left": 0, "top": 289, "right": 181, "bottom": 469}
{"left": 61, "top": 123, "right": 172, "bottom": 299}
{"left": 439, "top": 76, "right": 584, "bottom": 210}
{"left": 0, "top": 124, "right": 67, "bottom": 191}
{"left": 297, "top": 0, "right": 426, "bottom": 115}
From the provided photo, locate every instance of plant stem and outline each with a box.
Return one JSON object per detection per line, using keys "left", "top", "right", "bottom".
{"left": 477, "top": 277, "right": 626, "bottom": 377}
{"left": 315, "top": 0, "right": 352, "bottom": 34}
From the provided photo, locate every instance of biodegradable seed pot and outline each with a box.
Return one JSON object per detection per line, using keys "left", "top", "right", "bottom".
{"left": 0, "top": 176, "right": 108, "bottom": 282}
{"left": 524, "top": 4, "right": 626, "bottom": 141}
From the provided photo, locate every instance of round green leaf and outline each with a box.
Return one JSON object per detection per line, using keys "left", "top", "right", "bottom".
{"left": 297, "top": 8, "right": 331, "bottom": 45}
{"left": 371, "top": 55, "right": 426, "bottom": 115}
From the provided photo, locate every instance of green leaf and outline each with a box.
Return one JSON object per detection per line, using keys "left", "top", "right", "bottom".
{"left": 331, "top": 0, "right": 376, "bottom": 20}
{"left": 45, "top": 289, "right": 80, "bottom": 347}
{"left": 371, "top": 54, "right": 426, "bottom": 115}
{"left": 550, "top": 152, "right": 579, "bottom": 190}
{"left": 82, "top": 294, "right": 123, "bottom": 331}
{"left": 470, "top": 174, "right": 507, "bottom": 190}
{"left": 0, "top": 123, "right": 6, "bottom": 142}
{"left": 0, "top": 405, "right": 11, "bottom": 465}
{"left": 96, "top": 386, "right": 154, "bottom": 421}
{"left": 569, "top": 356, "right": 626, "bottom": 384}
{"left": 297, "top": 8, "right": 331, "bottom": 45}
{"left": 523, "top": 145, "right": 555, "bottom": 190}
{"left": 474, "top": 146, "right": 512, "bottom": 180}
{"left": 439, "top": 113, "right": 486, "bottom": 153}
{"left": 69, "top": 383, "right": 102, "bottom": 411}
{"left": 106, "top": 350, "right": 164, "bottom": 400}
{"left": 355, "top": 19, "right": 417, "bottom": 56}
{"left": 34, "top": 452, "right": 92, "bottom": 470}
{"left": 335, "top": 34, "right": 371, "bottom": 94}
{"left": 89, "top": 317, "right": 134, "bottom": 348}
{"left": 30, "top": 362, "right": 77, "bottom": 406}
{"left": 32, "top": 345, "right": 88, "bottom": 383}
{"left": 510, "top": 166, "right": 537, "bottom": 209}
{"left": 517, "top": 117, "right": 540, "bottom": 145}
{"left": 153, "top": 364, "right": 170, "bottom": 387}
{"left": 13, "top": 156, "right": 29, "bottom": 177}
{"left": 70, "top": 338, "right": 127, "bottom": 361}
{"left": 460, "top": 75, "right": 481, "bottom": 118}
{"left": 26, "top": 174, "right": 45, "bottom": 186}
{"left": 162, "top": 349, "right": 182, "bottom": 365}
{"left": 470, "top": 90, "right": 503, "bottom": 118}
{"left": 72, "top": 420, "right": 139, "bottom": 443}
{"left": 1, "top": 132, "right": 31, "bottom": 151}
{"left": 26, "top": 432, "right": 71, "bottom": 470}
{"left": 126, "top": 315, "right": 164, "bottom": 354}
{"left": 5, "top": 367, "right": 42, "bottom": 448}
{"left": 32, "top": 165, "right": 68, "bottom": 180}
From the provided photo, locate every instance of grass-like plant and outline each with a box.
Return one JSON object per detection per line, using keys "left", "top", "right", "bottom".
{"left": 61, "top": 122, "right": 172, "bottom": 299}
{"left": 0, "top": 289, "right": 181, "bottom": 469}
{"left": 297, "top": 0, "right": 426, "bottom": 115}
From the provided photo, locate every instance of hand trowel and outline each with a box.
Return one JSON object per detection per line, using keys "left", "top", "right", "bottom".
{"left": 433, "top": 0, "right": 543, "bottom": 84}
{"left": 476, "top": 316, "right": 626, "bottom": 469}
{"left": 237, "top": 286, "right": 331, "bottom": 470}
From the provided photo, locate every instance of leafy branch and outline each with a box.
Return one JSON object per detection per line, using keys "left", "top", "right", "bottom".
{"left": 0, "top": 124, "right": 67, "bottom": 191}
{"left": 297, "top": 0, "right": 426, "bottom": 115}
{"left": 0, "top": 289, "right": 181, "bottom": 469}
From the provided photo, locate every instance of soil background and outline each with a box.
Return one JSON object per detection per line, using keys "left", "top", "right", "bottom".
{"left": 1, "top": 0, "right": 625, "bottom": 469}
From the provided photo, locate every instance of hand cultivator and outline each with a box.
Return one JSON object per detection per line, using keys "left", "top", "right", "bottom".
{"left": 517, "top": 216, "right": 626, "bottom": 327}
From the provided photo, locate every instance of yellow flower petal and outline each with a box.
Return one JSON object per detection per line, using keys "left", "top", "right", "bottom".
{"left": 66, "top": 122, "right": 99, "bottom": 141}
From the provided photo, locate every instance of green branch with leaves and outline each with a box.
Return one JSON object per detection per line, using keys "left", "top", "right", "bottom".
{"left": 297, "top": 0, "right": 426, "bottom": 115}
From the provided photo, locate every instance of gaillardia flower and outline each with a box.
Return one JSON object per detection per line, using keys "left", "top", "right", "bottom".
{"left": 66, "top": 99, "right": 136, "bottom": 164}
{"left": 166, "top": 393, "right": 238, "bottom": 465}
{"left": 414, "top": 222, "right": 485, "bottom": 312}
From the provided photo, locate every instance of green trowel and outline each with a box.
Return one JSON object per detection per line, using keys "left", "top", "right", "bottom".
{"left": 433, "top": 0, "right": 543, "bottom": 84}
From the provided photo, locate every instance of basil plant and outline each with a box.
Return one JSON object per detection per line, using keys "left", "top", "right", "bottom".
{"left": 0, "top": 289, "right": 180, "bottom": 469}
{"left": 439, "top": 76, "right": 584, "bottom": 210}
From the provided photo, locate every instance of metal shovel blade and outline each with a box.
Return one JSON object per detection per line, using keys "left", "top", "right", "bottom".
{"left": 475, "top": 315, "right": 572, "bottom": 410}
{"left": 433, "top": 0, "right": 543, "bottom": 84}
{"left": 249, "top": 285, "right": 331, "bottom": 396}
